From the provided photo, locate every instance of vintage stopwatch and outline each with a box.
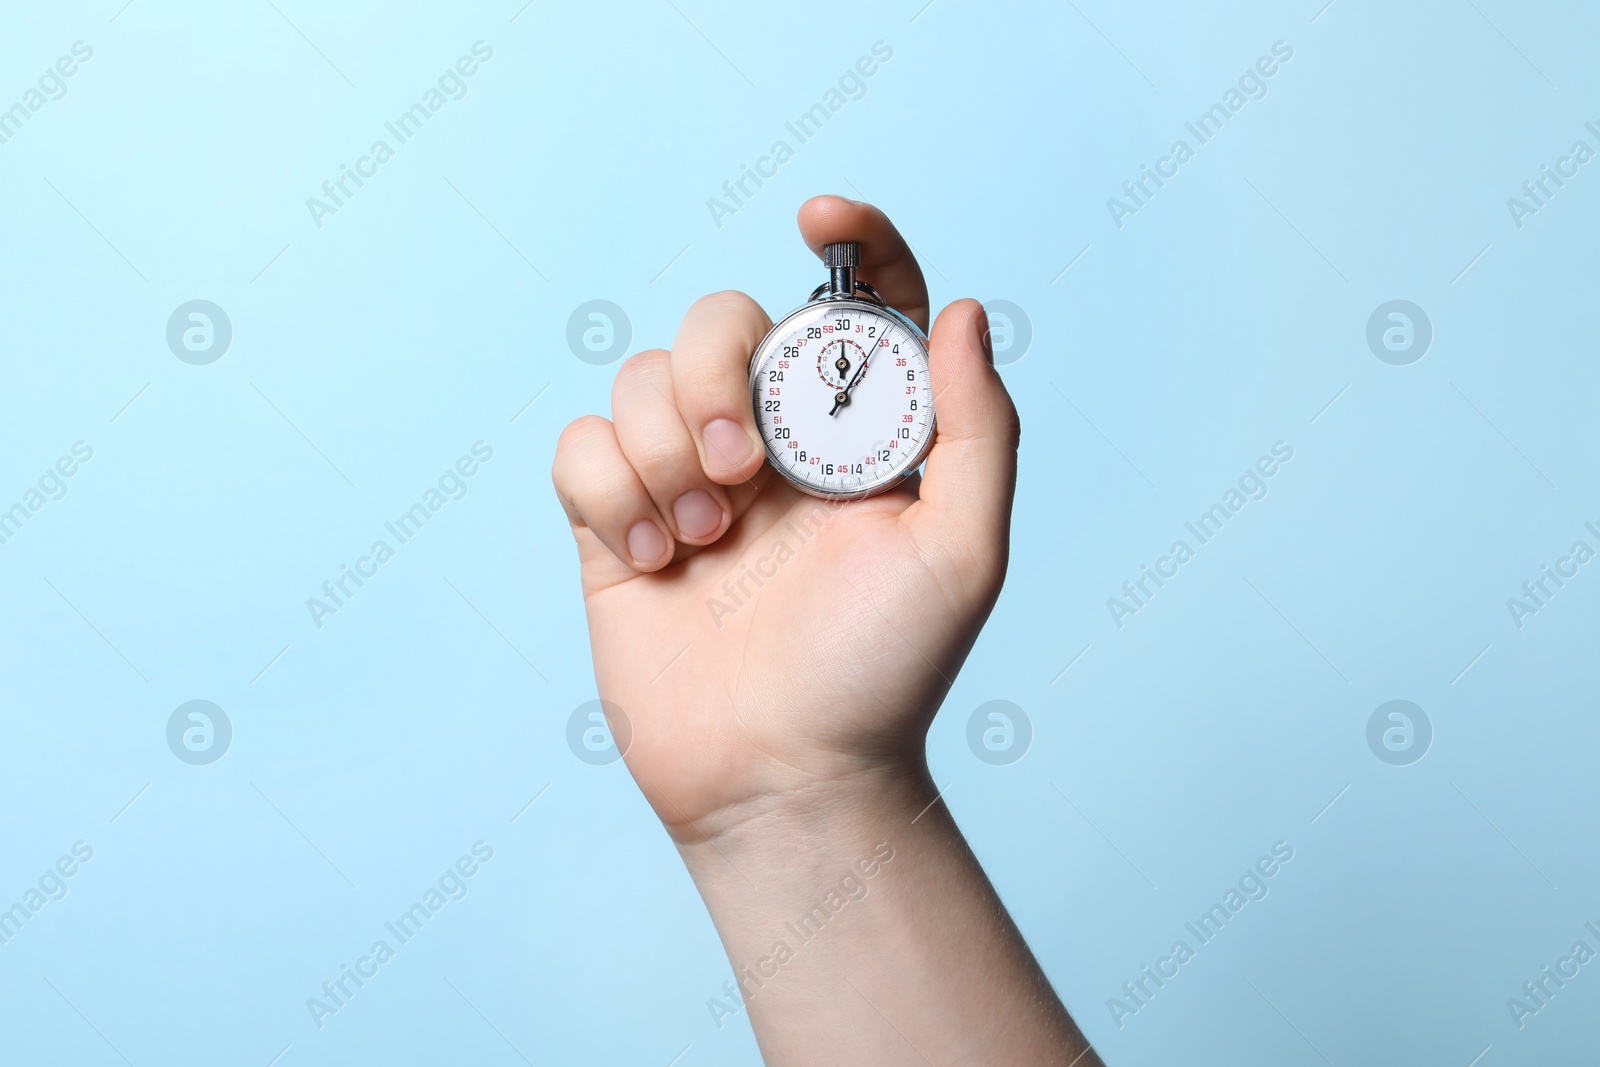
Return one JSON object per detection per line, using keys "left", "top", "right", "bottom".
{"left": 748, "top": 242, "right": 935, "bottom": 500}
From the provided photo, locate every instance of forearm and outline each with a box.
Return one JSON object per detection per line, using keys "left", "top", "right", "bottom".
{"left": 674, "top": 761, "right": 1101, "bottom": 1066}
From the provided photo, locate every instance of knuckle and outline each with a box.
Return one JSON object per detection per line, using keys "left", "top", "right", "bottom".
{"left": 619, "top": 347, "right": 670, "bottom": 377}
{"left": 626, "top": 436, "right": 693, "bottom": 482}
{"left": 556, "top": 415, "right": 610, "bottom": 456}
{"left": 678, "top": 292, "right": 770, "bottom": 368}
{"left": 690, "top": 289, "right": 761, "bottom": 319}
{"left": 589, "top": 466, "right": 641, "bottom": 507}
{"left": 611, "top": 349, "right": 670, "bottom": 397}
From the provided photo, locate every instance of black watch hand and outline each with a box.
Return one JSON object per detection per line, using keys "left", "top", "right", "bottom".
{"left": 828, "top": 347, "right": 873, "bottom": 416}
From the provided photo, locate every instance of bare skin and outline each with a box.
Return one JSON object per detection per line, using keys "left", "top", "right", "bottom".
{"left": 552, "top": 196, "right": 1103, "bottom": 1066}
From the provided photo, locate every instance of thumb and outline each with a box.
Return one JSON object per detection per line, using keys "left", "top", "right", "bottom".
{"left": 903, "top": 299, "right": 1020, "bottom": 593}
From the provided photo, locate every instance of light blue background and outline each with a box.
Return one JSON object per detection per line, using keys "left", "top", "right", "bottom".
{"left": 1, "top": 1, "right": 1596, "bottom": 1064}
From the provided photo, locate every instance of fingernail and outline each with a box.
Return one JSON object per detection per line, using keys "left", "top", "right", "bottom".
{"left": 975, "top": 305, "right": 994, "bottom": 366}
{"left": 673, "top": 489, "right": 724, "bottom": 540}
{"left": 627, "top": 521, "right": 667, "bottom": 566}
{"left": 703, "top": 418, "right": 755, "bottom": 469}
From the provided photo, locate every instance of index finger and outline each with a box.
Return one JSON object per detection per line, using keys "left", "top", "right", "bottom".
{"left": 797, "top": 196, "right": 930, "bottom": 332}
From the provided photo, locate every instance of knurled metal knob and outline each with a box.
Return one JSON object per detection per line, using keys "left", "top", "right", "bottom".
{"left": 822, "top": 242, "right": 860, "bottom": 268}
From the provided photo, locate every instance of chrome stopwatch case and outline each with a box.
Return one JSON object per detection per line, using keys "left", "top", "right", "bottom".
{"left": 748, "top": 242, "right": 936, "bottom": 501}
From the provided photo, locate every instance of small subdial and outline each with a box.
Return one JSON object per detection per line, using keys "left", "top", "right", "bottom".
{"left": 816, "top": 337, "right": 872, "bottom": 390}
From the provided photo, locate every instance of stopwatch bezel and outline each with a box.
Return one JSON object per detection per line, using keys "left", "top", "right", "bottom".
{"left": 748, "top": 292, "right": 937, "bottom": 502}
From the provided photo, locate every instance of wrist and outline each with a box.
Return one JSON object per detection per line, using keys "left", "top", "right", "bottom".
{"left": 667, "top": 756, "right": 941, "bottom": 884}
{"left": 661, "top": 749, "right": 1089, "bottom": 1067}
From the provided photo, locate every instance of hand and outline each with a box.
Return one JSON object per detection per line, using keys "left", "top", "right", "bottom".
{"left": 553, "top": 197, "right": 1095, "bottom": 1065}
{"left": 552, "top": 195, "right": 1018, "bottom": 840}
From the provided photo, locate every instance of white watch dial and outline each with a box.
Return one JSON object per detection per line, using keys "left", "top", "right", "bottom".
{"left": 750, "top": 300, "right": 935, "bottom": 499}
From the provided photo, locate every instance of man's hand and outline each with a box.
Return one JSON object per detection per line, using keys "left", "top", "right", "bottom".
{"left": 552, "top": 195, "right": 1015, "bottom": 838}
{"left": 552, "top": 196, "right": 1099, "bottom": 1066}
